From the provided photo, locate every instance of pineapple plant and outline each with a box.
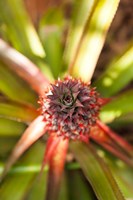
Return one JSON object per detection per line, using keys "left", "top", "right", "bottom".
{"left": 0, "top": 0, "right": 133, "bottom": 200}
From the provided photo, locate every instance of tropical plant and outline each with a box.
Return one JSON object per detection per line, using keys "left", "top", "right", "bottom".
{"left": 0, "top": 0, "right": 133, "bottom": 200}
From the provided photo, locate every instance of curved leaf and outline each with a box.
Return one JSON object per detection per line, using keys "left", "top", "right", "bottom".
{"left": 112, "top": 113, "right": 133, "bottom": 125}
{"left": 0, "top": 97, "right": 38, "bottom": 123}
{"left": 45, "top": 138, "right": 68, "bottom": 200}
{"left": 67, "top": 170, "right": 96, "bottom": 200}
{"left": 25, "top": 172, "right": 47, "bottom": 200}
{"left": 0, "top": 0, "right": 45, "bottom": 58}
{"left": 95, "top": 45, "right": 133, "bottom": 97}
{"left": 0, "top": 173, "right": 35, "bottom": 200}
{"left": 108, "top": 159, "right": 133, "bottom": 198}
{"left": 64, "top": 0, "right": 97, "bottom": 68}
{"left": 0, "top": 39, "right": 50, "bottom": 95}
{"left": 0, "top": 62, "right": 37, "bottom": 105}
{"left": 96, "top": 146, "right": 133, "bottom": 198}
{"left": 58, "top": 174, "right": 68, "bottom": 200}
{"left": 39, "top": 8, "right": 64, "bottom": 78}
{"left": 69, "top": 0, "right": 120, "bottom": 82}
{"left": 0, "top": 142, "right": 46, "bottom": 200}
{"left": 70, "top": 142, "right": 125, "bottom": 200}
{"left": 100, "top": 90, "right": 133, "bottom": 123}
{"left": 0, "top": 118, "right": 26, "bottom": 136}
{"left": 1, "top": 116, "right": 46, "bottom": 180}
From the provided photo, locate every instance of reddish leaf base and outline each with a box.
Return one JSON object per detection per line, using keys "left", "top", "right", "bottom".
{"left": 98, "top": 97, "right": 112, "bottom": 106}
{"left": 44, "top": 135, "right": 69, "bottom": 200}
{"left": 97, "top": 120, "right": 133, "bottom": 155}
{"left": 89, "top": 120, "right": 133, "bottom": 167}
{"left": 0, "top": 39, "right": 50, "bottom": 95}
{"left": 41, "top": 135, "right": 63, "bottom": 171}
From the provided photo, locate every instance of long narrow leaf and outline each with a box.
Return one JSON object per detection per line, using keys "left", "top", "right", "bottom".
{"left": 112, "top": 113, "right": 133, "bottom": 125}
{"left": 0, "top": 97, "right": 38, "bottom": 123}
{"left": 0, "top": 138, "right": 19, "bottom": 159}
{"left": 70, "top": 142, "right": 125, "bottom": 200}
{"left": 64, "top": 0, "right": 97, "bottom": 68}
{"left": 96, "top": 120, "right": 133, "bottom": 157}
{"left": 0, "top": 116, "right": 46, "bottom": 180}
{"left": 96, "top": 146, "right": 133, "bottom": 198}
{"left": 0, "top": 118, "right": 26, "bottom": 136}
{"left": 107, "top": 157, "right": 133, "bottom": 198}
{"left": 95, "top": 45, "right": 133, "bottom": 97}
{"left": 100, "top": 90, "right": 133, "bottom": 123}
{"left": 0, "top": 173, "right": 35, "bottom": 200}
{"left": 25, "top": 172, "right": 47, "bottom": 200}
{"left": 45, "top": 138, "right": 68, "bottom": 200}
{"left": 0, "top": 0, "right": 54, "bottom": 81}
{"left": 58, "top": 174, "right": 68, "bottom": 200}
{"left": 0, "top": 0, "right": 45, "bottom": 58}
{"left": 0, "top": 39, "right": 50, "bottom": 95}
{"left": 0, "top": 62, "right": 37, "bottom": 105}
{"left": 69, "top": 0, "right": 120, "bottom": 82}
{"left": 0, "top": 142, "right": 46, "bottom": 200}
{"left": 67, "top": 170, "right": 96, "bottom": 200}
{"left": 39, "top": 7, "right": 64, "bottom": 78}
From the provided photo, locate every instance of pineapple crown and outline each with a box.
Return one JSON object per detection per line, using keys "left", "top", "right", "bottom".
{"left": 40, "top": 76, "right": 101, "bottom": 140}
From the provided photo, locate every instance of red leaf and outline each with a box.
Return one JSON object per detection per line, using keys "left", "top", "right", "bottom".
{"left": 97, "top": 120, "right": 133, "bottom": 155}
{"left": 0, "top": 39, "right": 50, "bottom": 95}
{"left": 90, "top": 122, "right": 133, "bottom": 167}
{"left": 45, "top": 137, "right": 69, "bottom": 200}
{"left": 41, "top": 134, "right": 61, "bottom": 171}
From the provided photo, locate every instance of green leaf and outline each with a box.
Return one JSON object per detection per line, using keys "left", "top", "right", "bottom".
{"left": 0, "top": 137, "right": 18, "bottom": 161}
{"left": 95, "top": 45, "right": 133, "bottom": 97}
{"left": 0, "top": 97, "right": 38, "bottom": 123}
{"left": 112, "top": 113, "right": 133, "bottom": 125}
{"left": 100, "top": 90, "right": 133, "bottom": 124}
{"left": 0, "top": 118, "right": 26, "bottom": 136}
{"left": 58, "top": 174, "right": 69, "bottom": 200}
{"left": 70, "top": 142, "right": 125, "bottom": 200}
{"left": 25, "top": 172, "right": 47, "bottom": 200}
{"left": 40, "top": 7, "right": 64, "bottom": 27}
{"left": 0, "top": 0, "right": 45, "bottom": 59}
{"left": 0, "top": 1, "right": 55, "bottom": 81}
{"left": 39, "top": 8, "right": 64, "bottom": 78}
{"left": 0, "top": 62, "right": 37, "bottom": 105}
{"left": 0, "top": 141, "right": 46, "bottom": 200}
{"left": 68, "top": 0, "right": 120, "bottom": 82}
{"left": 111, "top": 163, "right": 133, "bottom": 198}
{"left": 40, "top": 27, "right": 63, "bottom": 79}
{"left": 0, "top": 164, "right": 45, "bottom": 175}
{"left": 0, "top": 173, "right": 35, "bottom": 200}
{"left": 64, "top": 0, "right": 97, "bottom": 69}
{"left": 96, "top": 146, "right": 133, "bottom": 198}
{"left": 67, "top": 170, "right": 96, "bottom": 200}
{"left": 1, "top": 116, "right": 46, "bottom": 180}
